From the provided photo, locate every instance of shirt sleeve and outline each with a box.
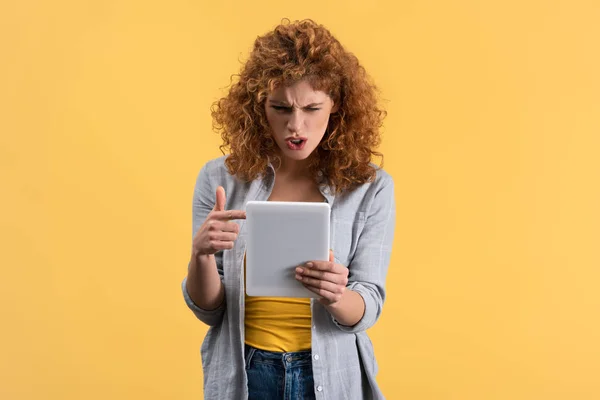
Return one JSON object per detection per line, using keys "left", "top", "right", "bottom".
{"left": 181, "top": 275, "right": 226, "bottom": 326}
{"left": 181, "top": 161, "right": 226, "bottom": 326}
{"left": 332, "top": 172, "right": 396, "bottom": 333}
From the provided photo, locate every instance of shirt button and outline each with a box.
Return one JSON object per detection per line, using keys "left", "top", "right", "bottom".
{"left": 317, "top": 385, "right": 323, "bottom": 392}
{"left": 314, "top": 354, "right": 320, "bottom": 360}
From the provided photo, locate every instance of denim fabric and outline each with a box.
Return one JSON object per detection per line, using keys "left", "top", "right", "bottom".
{"left": 245, "top": 344, "right": 316, "bottom": 400}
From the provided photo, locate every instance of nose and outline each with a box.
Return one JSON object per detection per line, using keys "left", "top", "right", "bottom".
{"left": 286, "top": 109, "right": 303, "bottom": 133}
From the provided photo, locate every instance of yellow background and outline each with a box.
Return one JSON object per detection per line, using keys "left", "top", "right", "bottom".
{"left": 1, "top": 0, "right": 599, "bottom": 399}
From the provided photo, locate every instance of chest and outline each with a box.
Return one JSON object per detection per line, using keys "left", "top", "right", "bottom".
{"left": 267, "top": 178, "right": 325, "bottom": 203}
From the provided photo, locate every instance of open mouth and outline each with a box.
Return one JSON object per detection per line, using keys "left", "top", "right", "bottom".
{"left": 286, "top": 137, "right": 307, "bottom": 150}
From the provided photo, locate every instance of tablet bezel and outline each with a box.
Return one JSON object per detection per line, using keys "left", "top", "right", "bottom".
{"left": 245, "top": 201, "right": 330, "bottom": 298}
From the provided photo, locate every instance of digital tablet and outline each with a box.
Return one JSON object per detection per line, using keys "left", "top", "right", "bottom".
{"left": 245, "top": 201, "right": 330, "bottom": 298}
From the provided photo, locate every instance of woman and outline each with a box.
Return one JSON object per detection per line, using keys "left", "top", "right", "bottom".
{"left": 182, "top": 19, "right": 395, "bottom": 400}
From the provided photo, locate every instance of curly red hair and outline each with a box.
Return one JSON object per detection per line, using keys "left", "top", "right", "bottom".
{"left": 211, "top": 19, "right": 386, "bottom": 194}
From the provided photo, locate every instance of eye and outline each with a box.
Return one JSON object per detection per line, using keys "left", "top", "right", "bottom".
{"left": 271, "top": 105, "right": 292, "bottom": 112}
{"left": 305, "top": 108, "right": 321, "bottom": 112}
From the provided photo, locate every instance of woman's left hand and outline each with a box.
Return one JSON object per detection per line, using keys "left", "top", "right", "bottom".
{"left": 295, "top": 250, "right": 349, "bottom": 306}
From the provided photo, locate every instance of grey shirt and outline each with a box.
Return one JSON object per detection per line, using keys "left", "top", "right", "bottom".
{"left": 182, "top": 156, "right": 396, "bottom": 399}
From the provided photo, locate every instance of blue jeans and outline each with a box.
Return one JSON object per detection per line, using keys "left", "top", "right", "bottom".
{"left": 245, "top": 344, "right": 316, "bottom": 400}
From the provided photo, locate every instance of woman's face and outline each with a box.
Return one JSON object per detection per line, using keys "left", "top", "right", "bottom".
{"left": 265, "top": 80, "right": 338, "bottom": 163}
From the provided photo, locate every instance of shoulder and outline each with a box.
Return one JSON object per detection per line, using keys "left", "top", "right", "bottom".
{"left": 197, "top": 155, "right": 242, "bottom": 184}
{"left": 348, "top": 164, "right": 394, "bottom": 199}
{"left": 370, "top": 164, "right": 394, "bottom": 190}
{"left": 334, "top": 165, "right": 394, "bottom": 214}
{"left": 194, "top": 155, "right": 234, "bottom": 191}
{"left": 200, "top": 155, "right": 229, "bottom": 176}
{"left": 355, "top": 165, "right": 395, "bottom": 219}
{"left": 196, "top": 156, "right": 253, "bottom": 202}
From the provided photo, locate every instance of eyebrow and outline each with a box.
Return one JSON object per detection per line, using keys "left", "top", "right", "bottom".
{"left": 268, "top": 100, "right": 324, "bottom": 108}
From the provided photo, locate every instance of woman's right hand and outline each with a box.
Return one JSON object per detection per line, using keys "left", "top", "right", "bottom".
{"left": 192, "top": 186, "right": 246, "bottom": 257}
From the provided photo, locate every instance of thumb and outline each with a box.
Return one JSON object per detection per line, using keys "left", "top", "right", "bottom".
{"left": 329, "top": 249, "right": 334, "bottom": 263}
{"left": 214, "top": 186, "right": 226, "bottom": 211}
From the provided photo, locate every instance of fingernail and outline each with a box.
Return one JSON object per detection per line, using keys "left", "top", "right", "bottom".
{"left": 306, "top": 262, "right": 313, "bottom": 268}
{"left": 296, "top": 267, "right": 303, "bottom": 274}
{"left": 295, "top": 274, "right": 302, "bottom": 280}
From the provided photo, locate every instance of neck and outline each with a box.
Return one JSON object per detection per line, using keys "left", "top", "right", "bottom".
{"left": 275, "top": 155, "right": 312, "bottom": 180}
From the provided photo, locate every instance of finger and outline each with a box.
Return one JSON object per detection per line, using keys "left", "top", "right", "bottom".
{"left": 295, "top": 273, "right": 345, "bottom": 293}
{"left": 206, "top": 218, "right": 240, "bottom": 234}
{"left": 206, "top": 220, "right": 240, "bottom": 234}
{"left": 296, "top": 267, "right": 347, "bottom": 285}
{"left": 209, "top": 240, "right": 235, "bottom": 251}
{"left": 212, "top": 210, "right": 246, "bottom": 220}
{"left": 208, "top": 231, "right": 238, "bottom": 242}
{"left": 304, "top": 260, "right": 346, "bottom": 274}
{"left": 222, "top": 221, "right": 241, "bottom": 233}
{"left": 214, "top": 186, "right": 226, "bottom": 212}
{"left": 298, "top": 280, "right": 344, "bottom": 303}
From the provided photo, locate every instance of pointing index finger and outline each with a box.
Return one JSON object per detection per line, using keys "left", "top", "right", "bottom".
{"left": 213, "top": 210, "right": 246, "bottom": 220}
{"left": 306, "top": 260, "right": 338, "bottom": 272}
